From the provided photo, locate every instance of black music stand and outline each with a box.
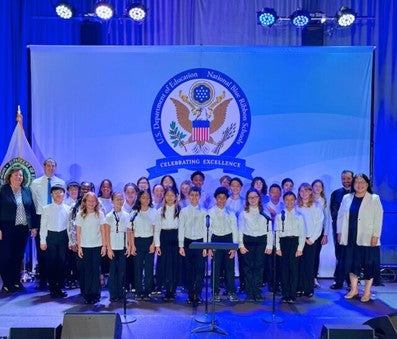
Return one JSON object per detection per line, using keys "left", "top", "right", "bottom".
{"left": 189, "top": 241, "right": 238, "bottom": 336}
{"left": 195, "top": 215, "right": 211, "bottom": 324}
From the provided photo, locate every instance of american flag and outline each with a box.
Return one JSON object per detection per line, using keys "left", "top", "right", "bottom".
{"left": 192, "top": 120, "right": 210, "bottom": 141}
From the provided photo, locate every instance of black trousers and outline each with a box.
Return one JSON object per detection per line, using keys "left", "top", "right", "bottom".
{"left": 81, "top": 246, "right": 101, "bottom": 300}
{"left": 298, "top": 240, "right": 316, "bottom": 294}
{"left": 242, "top": 234, "right": 266, "bottom": 298}
{"left": 46, "top": 230, "right": 68, "bottom": 292}
{"left": 332, "top": 221, "right": 346, "bottom": 285}
{"left": 184, "top": 237, "right": 205, "bottom": 299}
{"left": 35, "top": 215, "right": 48, "bottom": 285}
{"left": 0, "top": 224, "right": 29, "bottom": 288}
{"left": 133, "top": 236, "right": 154, "bottom": 295}
{"left": 314, "top": 230, "right": 324, "bottom": 279}
{"left": 279, "top": 236, "right": 299, "bottom": 300}
{"left": 211, "top": 233, "right": 236, "bottom": 294}
{"left": 108, "top": 249, "right": 126, "bottom": 299}
{"left": 156, "top": 229, "right": 179, "bottom": 294}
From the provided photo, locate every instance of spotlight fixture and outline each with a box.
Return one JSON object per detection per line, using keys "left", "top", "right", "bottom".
{"left": 257, "top": 8, "right": 278, "bottom": 27}
{"left": 336, "top": 6, "right": 356, "bottom": 27}
{"left": 127, "top": 3, "right": 147, "bottom": 22}
{"left": 55, "top": 2, "right": 73, "bottom": 19}
{"left": 95, "top": 1, "right": 114, "bottom": 20}
{"left": 290, "top": 10, "right": 311, "bottom": 28}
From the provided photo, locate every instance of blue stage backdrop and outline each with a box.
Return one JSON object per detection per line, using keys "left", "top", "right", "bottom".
{"left": 29, "top": 45, "right": 373, "bottom": 276}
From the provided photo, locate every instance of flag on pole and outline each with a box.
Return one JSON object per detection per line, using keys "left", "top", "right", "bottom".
{"left": 0, "top": 106, "right": 43, "bottom": 186}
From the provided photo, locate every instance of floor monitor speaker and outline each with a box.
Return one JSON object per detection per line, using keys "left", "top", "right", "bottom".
{"left": 9, "top": 325, "right": 62, "bottom": 339}
{"left": 320, "top": 324, "right": 374, "bottom": 339}
{"left": 61, "top": 312, "right": 122, "bottom": 339}
{"left": 364, "top": 313, "right": 397, "bottom": 339}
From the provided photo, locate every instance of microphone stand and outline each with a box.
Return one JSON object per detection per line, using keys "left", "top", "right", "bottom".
{"left": 120, "top": 214, "right": 136, "bottom": 324}
{"left": 195, "top": 215, "right": 211, "bottom": 324}
{"left": 264, "top": 212, "right": 284, "bottom": 324}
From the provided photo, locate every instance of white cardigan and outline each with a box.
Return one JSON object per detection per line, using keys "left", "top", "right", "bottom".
{"left": 337, "top": 192, "right": 383, "bottom": 246}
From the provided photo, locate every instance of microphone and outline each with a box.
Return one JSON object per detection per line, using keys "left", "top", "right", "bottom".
{"left": 260, "top": 210, "right": 272, "bottom": 232}
{"left": 281, "top": 210, "right": 285, "bottom": 232}
{"left": 206, "top": 215, "right": 210, "bottom": 228}
{"left": 130, "top": 211, "right": 138, "bottom": 226}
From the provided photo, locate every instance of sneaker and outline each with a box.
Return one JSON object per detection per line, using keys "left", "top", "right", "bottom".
{"left": 213, "top": 293, "right": 221, "bottom": 302}
{"left": 143, "top": 294, "right": 151, "bottom": 301}
{"left": 281, "top": 297, "right": 288, "bottom": 303}
{"left": 228, "top": 293, "right": 238, "bottom": 302}
{"left": 288, "top": 298, "right": 296, "bottom": 304}
{"left": 135, "top": 294, "right": 143, "bottom": 301}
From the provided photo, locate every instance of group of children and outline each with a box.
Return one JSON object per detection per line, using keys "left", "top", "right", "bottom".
{"left": 40, "top": 171, "right": 330, "bottom": 306}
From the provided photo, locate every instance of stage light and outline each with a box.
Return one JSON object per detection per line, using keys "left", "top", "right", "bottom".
{"left": 95, "top": 2, "right": 114, "bottom": 20}
{"left": 127, "top": 3, "right": 147, "bottom": 22}
{"left": 257, "top": 8, "right": 278, "bottom": 27}
{"left": 290, "top": 10, "right": 311, "bottom": 28}
{"left": 55, "top": 2, "right": 73, "bottom": 19}
{"left": 336, "top": 6, "right": 356, "bottom": 27}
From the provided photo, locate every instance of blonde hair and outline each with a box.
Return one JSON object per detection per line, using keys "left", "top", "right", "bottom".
{"left": 297, "top": 183, "right": 314, "bottom": 207}
{"left": 80, "top": 191, "right": 100, "bottom": 218}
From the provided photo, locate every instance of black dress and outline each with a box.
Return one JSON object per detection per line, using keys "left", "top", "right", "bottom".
{"left": 343, "top": 195, "right": 377, "bottom": 279}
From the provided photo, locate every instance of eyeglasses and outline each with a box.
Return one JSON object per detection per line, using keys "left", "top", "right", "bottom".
{"left": 248, "top": 195, "right": 259, "bottom": 200}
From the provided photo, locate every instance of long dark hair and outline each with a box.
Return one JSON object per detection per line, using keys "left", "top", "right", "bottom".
{"left": 161, "top": 187, "right": 180, "bottom": 219}
{"left": 351, "top": 173, "right": 373, "bottom": 194}
{"left": 132, "top": 189, "right": 153, "bottom": 212}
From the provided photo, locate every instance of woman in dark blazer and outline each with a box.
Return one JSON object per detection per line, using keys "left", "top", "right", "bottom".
{"left": 0, "top": 166, "right": 38, "bottom": 292}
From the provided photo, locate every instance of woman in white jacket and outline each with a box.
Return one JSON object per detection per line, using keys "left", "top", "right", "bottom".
{"left": 337, "top": 173, "right": 383, "bottom": 303}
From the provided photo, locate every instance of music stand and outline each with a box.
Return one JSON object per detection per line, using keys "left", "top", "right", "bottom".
{"left": 189, "top": 241, "right": 238, "bottom": 335}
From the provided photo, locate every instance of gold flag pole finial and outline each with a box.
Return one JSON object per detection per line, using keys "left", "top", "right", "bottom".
{"left": 16, "top": 105, "right": 23, "bottom": 125}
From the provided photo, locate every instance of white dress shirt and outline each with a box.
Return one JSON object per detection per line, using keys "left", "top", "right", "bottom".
{"left": 274, "top": 208, "right": 305, "bottom": 251}
{"left": 30, "top": 175, "right": 66, "bottom": 215}
{"left": 208, "top": 206, "right": 238, "bottom": 243}
{"left": 178, "top": 204, "right": 207, "bottom": 247}
{"left": 154, "top": 205, "right": 179, "bottom": 247}
{"left": 238, "top": 207, "right": 273, "bottom": 249}
{"left": 40, "top": 202, "right": 70, "bottom": 245}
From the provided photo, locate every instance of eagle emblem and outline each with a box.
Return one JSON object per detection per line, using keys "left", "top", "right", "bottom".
{"left": 168, "top": 81, "right": 236, "bottom": 155}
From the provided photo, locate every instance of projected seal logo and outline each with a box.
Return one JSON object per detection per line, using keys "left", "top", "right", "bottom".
{"left": 0, "top": 157, "right": 36, "bottom": 187}
{"left": 150, "top": 68, "right": 253, "bottom": 179}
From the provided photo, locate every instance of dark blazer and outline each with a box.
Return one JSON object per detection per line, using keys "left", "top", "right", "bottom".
{"left": 0, "top": 184, "right": 38, "bottom": 231}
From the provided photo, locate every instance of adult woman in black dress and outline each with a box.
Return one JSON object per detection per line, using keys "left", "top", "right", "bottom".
{"left": 337, "top": 173, "right": 383, "bottom": 303}
{"left": 0, "top": 166, "right": 38, "bottom": 292}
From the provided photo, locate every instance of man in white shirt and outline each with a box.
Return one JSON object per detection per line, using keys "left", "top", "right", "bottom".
{"left": 30, "top": 158, "right": 66, "bottom": 290}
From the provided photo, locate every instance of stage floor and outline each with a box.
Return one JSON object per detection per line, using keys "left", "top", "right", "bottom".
{"left": 1, "top": 278, "right": 396, "bottom": 338}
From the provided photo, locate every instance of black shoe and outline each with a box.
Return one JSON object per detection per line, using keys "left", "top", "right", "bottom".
{"left": 143, "top": 294, "right": 151, "bottom": 301}
{"left": 1, "top": 286, "right": 16, "bottom": 293}
{"left": 14, "top": 284, "right": 26, "bottom": 292}
{"left": 330, "top": 283, "right": 343, "bottom": 290}
{"left": 35, "top": 283, "right": 48, "bottom": 291}
{"left": 255, "top": 295, "right": 264, "bottom": 302}
{"left": 58, "top": 290, "right": 68, "bottom": 298}
{"left": 296, "top": 291, "right": 303, "bottom": 297}
{"left": 281, "top": 297, "right": 288, "bottom": 303}
{"left": 110, "top": 297, "right": 119, "bottom": 302}
{"left": 304, "top": 292, "right": 314, "bottom": 298}
{"left": 288, "top": 298, "right": 296, "bottom": 304}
